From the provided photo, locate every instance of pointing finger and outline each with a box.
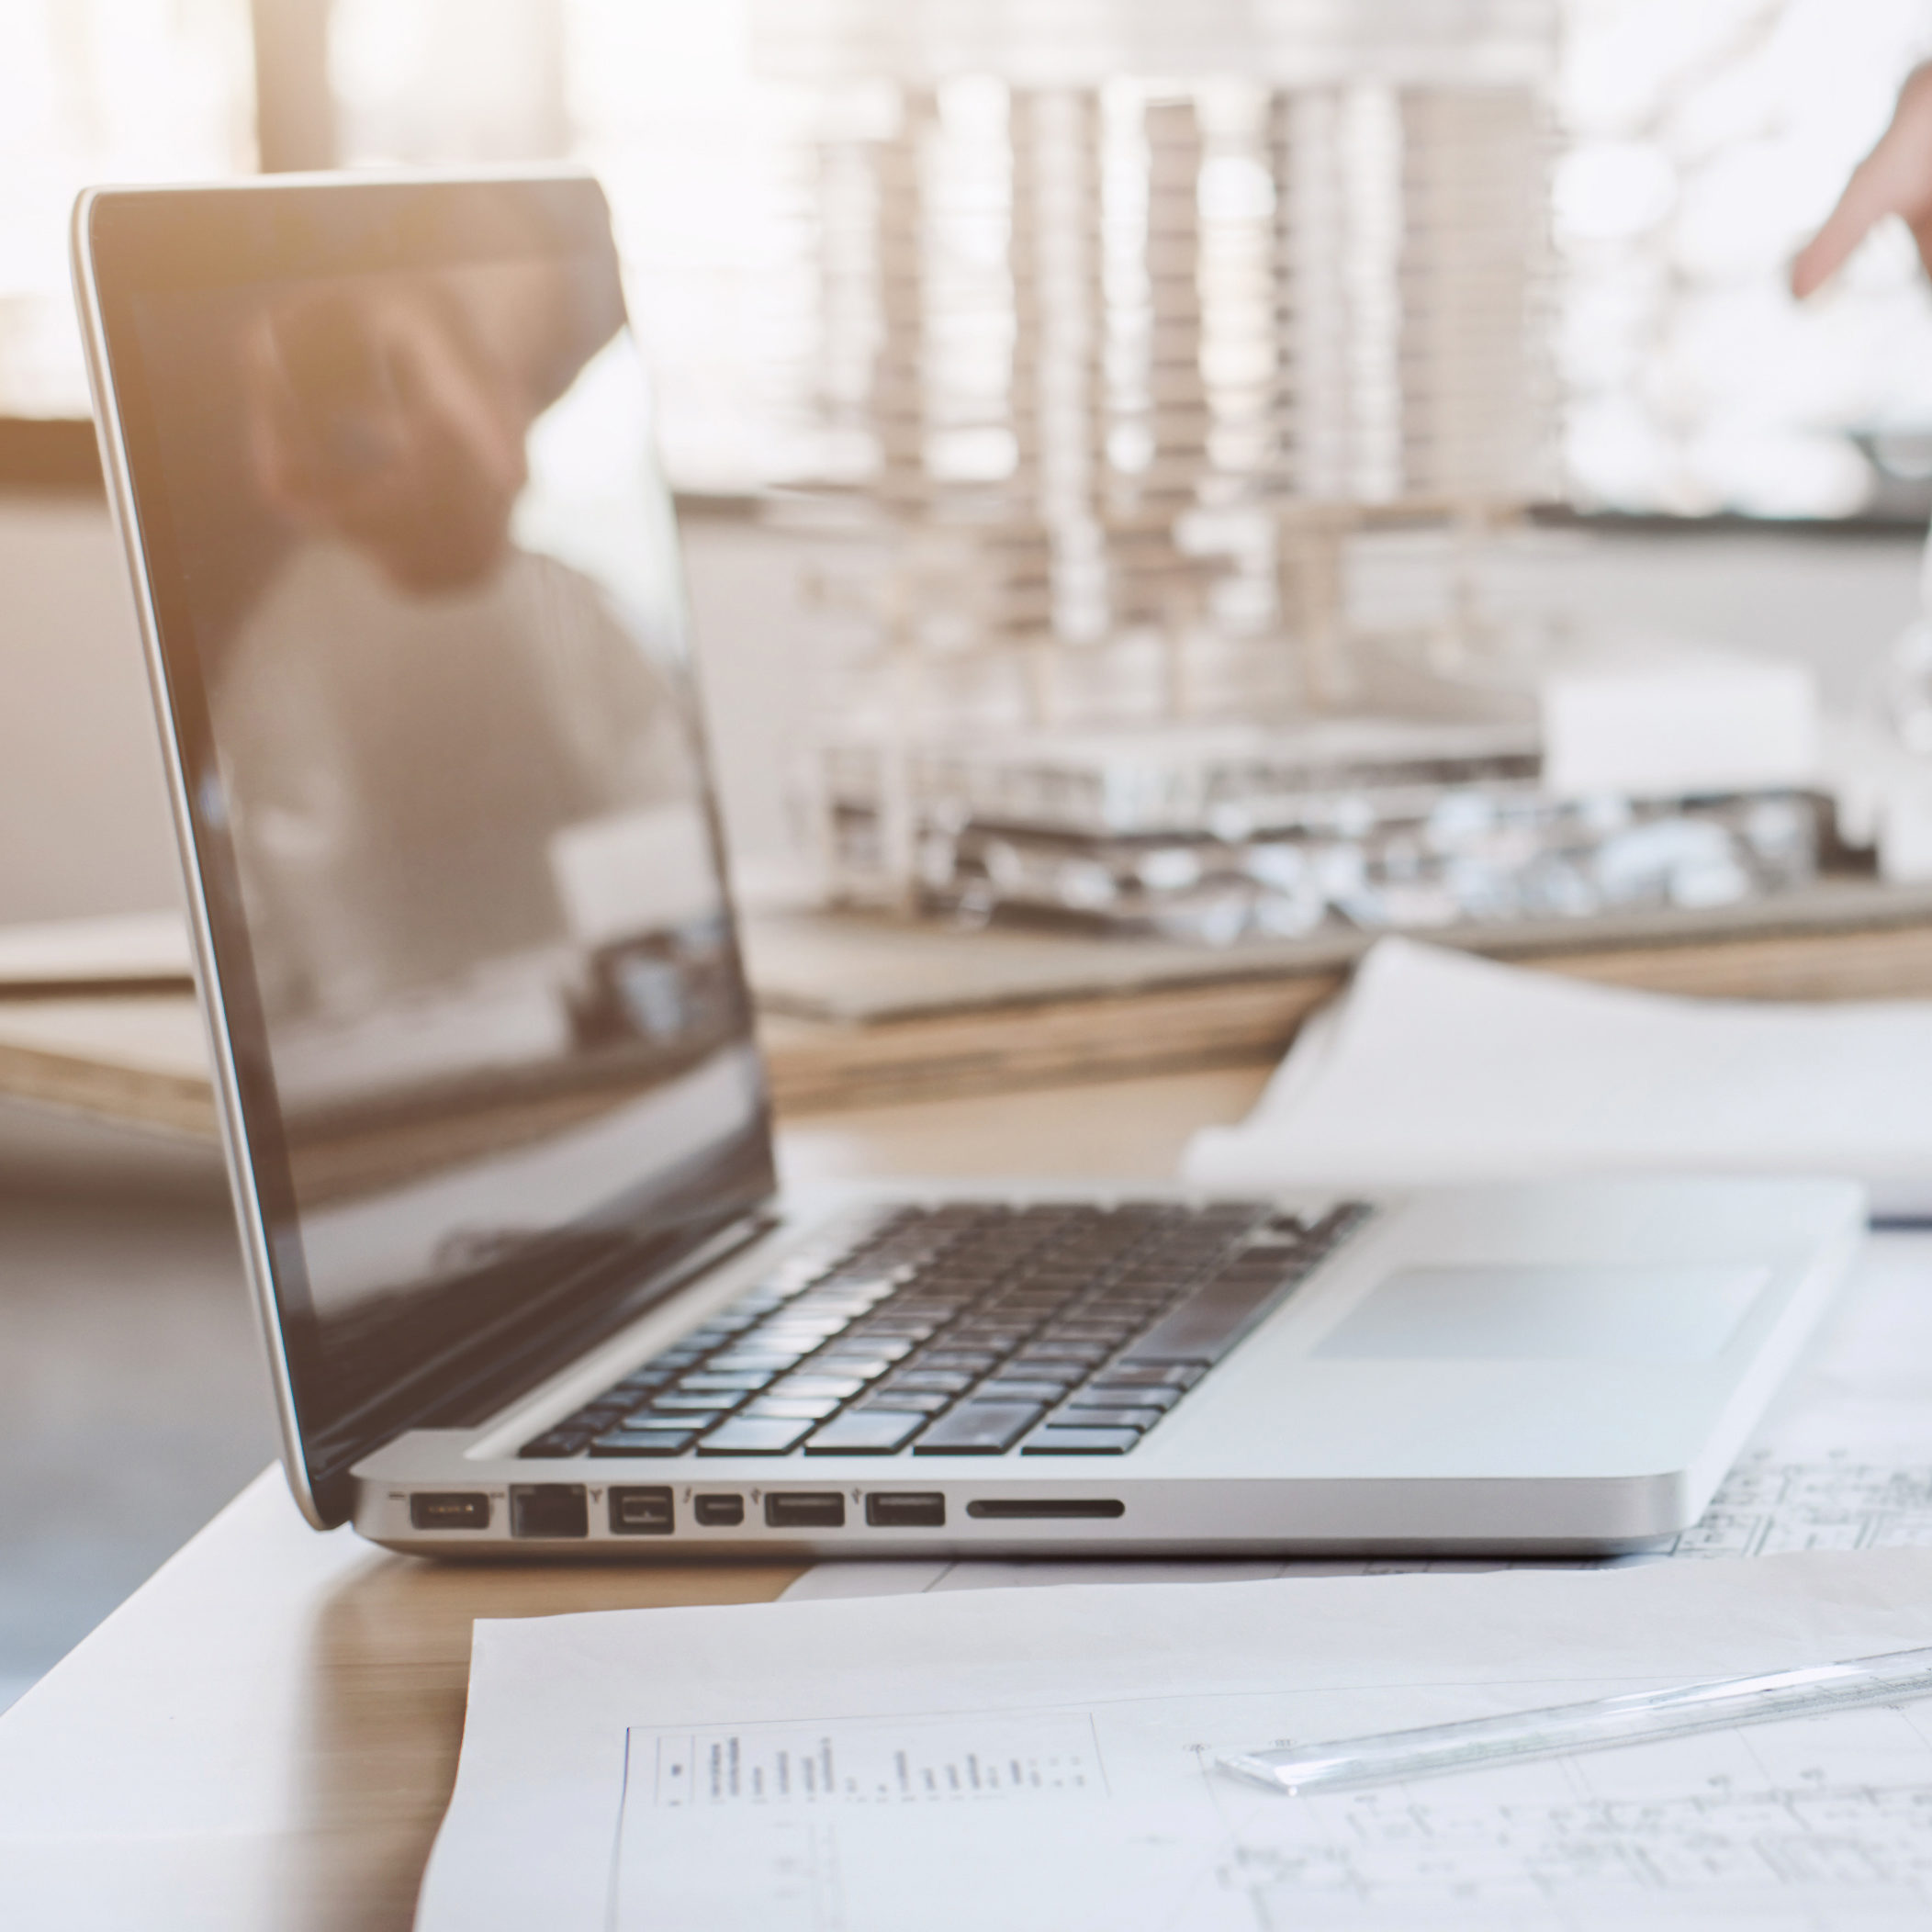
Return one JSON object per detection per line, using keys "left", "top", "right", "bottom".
{"left": 1792, "top": 155, "right": 1902, "bottom": 297}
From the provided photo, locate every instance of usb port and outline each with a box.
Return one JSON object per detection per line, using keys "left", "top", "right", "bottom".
{"left": 609, "top": 1486, "right": 674, "bottom": 1535}
{"left": 765, "top": 1491, "right": 846, "bottom": 1530}
{"left": 693, "top": 1493, "right": 745, "bottom": 1527}
{"left": 865, "top": 1492, "right": 945, "bottom": 1529}
{"left": 409, "top": 1491, "right": 490, "bottom": 1531}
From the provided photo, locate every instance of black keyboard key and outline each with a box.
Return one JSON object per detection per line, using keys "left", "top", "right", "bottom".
{"left": 612, "top": 1367, "right": 677, "bottom": 1393}
{"left": 743, "top": 1394, "right": 845, "bottom": 1421}
{"left": 769, "top": 1373, "right": 869, "bottom": 1401}
{"left": 880, "top": 1369, "right": 975, "bottom": 1396}
{"left": 913, "top": 1402, "right": 1044, "bottom": 1455}
{"left": 758, "top": 1320, "right": 854, "bottom": 1346}
{"left": 678, "top": 1369, "right": 778, "bottom": 1392}
{"left": 1073, "top": 1383, "right": 1174, "bottom": 1414}
{"left": 613, "top": 1416, "right": 713, "bottom": 1441}
{"left": 803, "top": 1411, "right": 927, "bottom": 1455}
{"left": 650, "top": 1390, "right": 748, "bottom": 1412}
{"left": 706, "top": 1348, "right": 811, "bottom": 1373}
{"left": 853, "top": 1389, "right": 952, "bottom": 1415}
{"left": 697, "top": 1417, "right": 816, "bottom": 1455}
{"left": 1022, "top": 1428, "right": 1140, "bottom": 1455}
{"left": 519, "top": 1427, "right": 592, "bottom": 1458}
{"left": 1049, "top": 1320, "right": 1135, "bottom": 1343}
{"left": 1090, "top": 1363, "right": 1206, "bottom": 1392}
{"left": 856, "top": 1325, "right": 942, "bottom": 1350}
{"left": 1056, "top": 1406, "right": 1163, "bottom": 1432}
{"left": 589, "top": 1427, "right": 702, "bottom": 1456}
{"left": 807, "top": 1354, "right": 896, "bottom": 1383}
{"left": 946, "top": 1329, "right": 1025, "bottom": 1354}
{"left": 830, "top": 1335, "right": 916, "bottom": 1362}
{"left": 1121, "top": 1270, "right": 1306, "bottom": 1367}
{"left": 572, "top": 1403, "right": 635, "bottom": 1429}
{"left": 976, "top": 1377, "right": 1073, "bottom": 1405}
{"left": 1014, "top": 1342, "right": 1108, "bottom": 1368}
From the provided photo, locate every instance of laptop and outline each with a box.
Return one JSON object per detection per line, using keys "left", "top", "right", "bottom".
{"left": 72, "top": 171, "right": 1864, "bottom": 1556}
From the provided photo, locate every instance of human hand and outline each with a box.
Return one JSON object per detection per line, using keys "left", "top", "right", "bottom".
{"left": 1792, "top": 62, "right": 1932, "bottom": 298}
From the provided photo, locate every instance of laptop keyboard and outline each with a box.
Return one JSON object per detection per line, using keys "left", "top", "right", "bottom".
{"left": 525, "top": 1190, "right": 1376, "bottom": 1460}
{"left": 518, "top": 1198, "right": 1370, "bottom": 1462}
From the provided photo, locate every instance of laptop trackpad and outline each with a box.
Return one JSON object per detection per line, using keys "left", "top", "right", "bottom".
{"left": 1315, "top": 1264, "right": 1770, "bottom": 1363}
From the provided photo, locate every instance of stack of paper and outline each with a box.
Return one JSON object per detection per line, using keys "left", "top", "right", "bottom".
{"left": 1184, "top": 938, "right": 1932, "bottom": 1217}
{"left": 418, "top": 1550, "right": 1932, "bottom": 1930}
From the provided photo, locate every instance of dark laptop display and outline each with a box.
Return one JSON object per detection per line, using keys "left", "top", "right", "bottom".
{"left": 80, "top": 179, "right": 774, "bottom": 1512}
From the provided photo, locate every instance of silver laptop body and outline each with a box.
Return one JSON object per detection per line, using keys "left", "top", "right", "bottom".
{"left": 73, "top": 171, "right": 1864, "bottom": 1558}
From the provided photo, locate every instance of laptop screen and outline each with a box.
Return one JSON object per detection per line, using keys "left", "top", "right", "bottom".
{"left": 81, "top": 178, "right": 776, "bottom": 1518}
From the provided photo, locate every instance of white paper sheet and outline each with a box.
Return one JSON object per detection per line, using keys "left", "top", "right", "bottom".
{"left": 417, "top": 1550, "right": 1932, "bottom": 1931}
{"left": 1181, "top": 937, "right": 1932, "bottom": 1216}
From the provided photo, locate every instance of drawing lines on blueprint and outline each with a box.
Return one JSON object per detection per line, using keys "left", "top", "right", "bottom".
{"left": 1185, "top": 1690, "right": 1932, "bottom": 1929}
{"left": 612, "top": 1690, "right": 1932, "bottom": 1929}
{"left": 1206, "top": 1779, "right": 1932, "bottom": 1926}
{"left": 1666, "top": 1453, "right": 1932, "bottom": 1560}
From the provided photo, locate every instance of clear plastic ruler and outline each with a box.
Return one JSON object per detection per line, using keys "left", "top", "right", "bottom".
{"left": 1219, "top": 1644, "right": 1932, "bottom": 1796}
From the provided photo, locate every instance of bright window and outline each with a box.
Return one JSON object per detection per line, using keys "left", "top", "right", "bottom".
{"left": 0, "top": 0, "right": 254, "bottom": 415}
{"left": 14, "top": 0, "right": 1932, "bottom": 522}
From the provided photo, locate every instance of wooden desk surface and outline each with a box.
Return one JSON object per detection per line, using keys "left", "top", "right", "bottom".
{"left": 0, "top": 1064, "right": 1265, "bottom": 1932}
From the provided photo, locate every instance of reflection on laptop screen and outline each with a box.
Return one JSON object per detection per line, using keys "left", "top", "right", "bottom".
{"left": 107, "top": 184, "right": 773, "bottom": 1484}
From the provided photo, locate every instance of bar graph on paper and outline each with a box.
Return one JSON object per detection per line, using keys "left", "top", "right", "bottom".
{"left": 646, "top": 1713, "right": 1106, "bottom": 1808}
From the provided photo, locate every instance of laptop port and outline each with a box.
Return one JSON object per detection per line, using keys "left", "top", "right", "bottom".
{"left": 764, "top": 1492, "right": 846, "bottom": 1529}
{"left": 693, "top": 1493, "right": 745, "bottom": 1527}
{"left": 510, "top": 1484, "right": 589, "bottom": 1538}
{"left": 965, "top": 1499, "right": 1125, "bottom": 1520}
{"left": 866, "top": 1492, "right": 945, "bottom": 1528}
{"left": 409, "top": 1491, "right": 490, "bottom": 1531}
{"left": 610, "top": 1487, "right": 674, "bottom": 1535}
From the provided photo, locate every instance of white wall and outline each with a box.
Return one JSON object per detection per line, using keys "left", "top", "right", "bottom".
{"left": 0, "top": 500, "right": 179, "bottom": 921}
{"left": 0, "top": 500, "right": 841, "bottom": 925}
{"left": 0, "top": 499, "right": 1923, "bottom": 927}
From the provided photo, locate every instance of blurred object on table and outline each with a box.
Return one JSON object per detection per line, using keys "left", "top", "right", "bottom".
{"left": 814, "top": 714, "right": 1825, "bottom": 944}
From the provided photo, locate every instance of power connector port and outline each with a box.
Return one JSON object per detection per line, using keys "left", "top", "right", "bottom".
{"left": 409, "top": 1491, "right": 490, "bottom": 1531}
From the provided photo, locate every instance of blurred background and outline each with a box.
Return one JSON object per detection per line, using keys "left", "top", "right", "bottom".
{"left": 9, "top": 0, "right": 1932, "bottom": 1708}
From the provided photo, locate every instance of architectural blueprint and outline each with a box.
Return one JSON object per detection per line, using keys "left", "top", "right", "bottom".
{"left": 612, "top": 1698, "right": 1932, "bottom": 1929}
{"left": 420, "top": 1550, "right": 1932, "bottom": 1931}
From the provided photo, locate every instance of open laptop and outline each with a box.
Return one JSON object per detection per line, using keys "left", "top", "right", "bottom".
{"left": 72, "top": 171, "right": 1863, "bottom": 1557}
